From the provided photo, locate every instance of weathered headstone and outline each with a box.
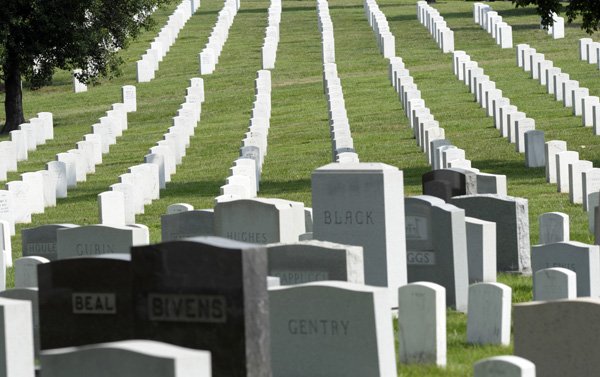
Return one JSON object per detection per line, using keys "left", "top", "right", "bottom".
{"left": 473, "top": 356, "right": 536, "bottom": 377}
{"left": 215, "top": 198, "right": 304, "bottom": 244}
{"left": 266, "top": 240, "right": 364, "bottom": 285}
{"left": 466, "top": 217, "right": 496, "bottom": 283}
{"left": 312, "top": 163, "right": 406, "bottom": 307}
{"left": 405, "top": 196, "right": 469, "bottom": 311}
{"left": 531, "top": 241, "right": 599, "bottom": 297}
{"left": 0, "top": 298, "right": 34, "bottom": 376}
{"left": 451, "top": 194, "right": 530, "bottom": 273}
{"left": 514, "top": 299, "right": 600, "bottom": 377}
{"left": 56, "top": 225, "right": 149, "bottom": 259}
{"left": 466, "top": 282, "right": 511, "bottom": 345}
{"left": 539, "top": 212, "right": 569, "bottom": 244}
{"left": 131, "top": 237, "right": 271, "bottom": 377}
{"left": 161, "top": 210, "right": 214, "bottom": 241}
{"left": 398, "top": 282, "right": 446, "bottom": 366}
{"left": 15, "top": 256, "right": 49, "bottom": 288}
{"left": 22, "top": 224, "right": 79, "bottom": 261}
{"left": 534, "top": 267, "right": 576, "bottom": 301}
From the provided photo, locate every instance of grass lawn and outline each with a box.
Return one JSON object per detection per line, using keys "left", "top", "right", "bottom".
{"left": 1, "top": 0, "right": 596, "bottom": 374}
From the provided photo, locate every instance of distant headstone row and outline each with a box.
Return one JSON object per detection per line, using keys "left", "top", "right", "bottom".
{"left": 579, "top": 38, "right": 600, "bottom": 69}
{"left": 517, "top": 43, "right": 600, "bottom": 136}
{"left": 262, "top": 0, "right": 281, "bottom": 69}
{"left": 219, "top": 70, "right": 270, "bottom": 201}
{"left": 472, "top": 3, "right": 513, "bottom": 48}
{"left": 416, "top": 1, "right": 454, "bottom": 53}
{"left": 137, "top": 0, "right": 200, "bottom": 82}
{"left": 199, "top": 0, "right": 240, "bottom": 75}
{"left": 319, "top": 0, "right": 359, "bottom": 163}
{"left": 99, "top": 78, "right": 204, "bottom": 225}
{"left": 0, "top": 86, "right": 136, "bottom": 247}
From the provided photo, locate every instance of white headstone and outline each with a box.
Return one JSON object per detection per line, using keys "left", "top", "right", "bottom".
{"left": 466, "top": 282, "right": 511, "bottom": 346}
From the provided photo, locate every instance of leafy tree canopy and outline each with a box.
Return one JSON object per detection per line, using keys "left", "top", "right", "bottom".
{"left": 513, "top": 0, "right": 600, "bottom": 34}
{"left": 0, "top": 0, "right": 173, "bottom": 132}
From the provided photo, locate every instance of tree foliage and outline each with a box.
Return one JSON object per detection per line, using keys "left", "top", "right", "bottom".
{"left": 0, "top": 0, "right": 173, "bottom": 132}
{"left": 513, "top": 0, "right": 600, "bottom": 34}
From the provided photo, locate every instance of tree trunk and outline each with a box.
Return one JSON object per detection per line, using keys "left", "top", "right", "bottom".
{"left": 2, "top": 54, "right": 25, "bottom": 134}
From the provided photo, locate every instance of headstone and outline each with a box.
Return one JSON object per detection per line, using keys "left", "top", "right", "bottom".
{"left": 22, "top": 224, "right": 79, "bottom": 261}
{"left": 214, "top": 198, "right": 304, "bottom": 244}
{"left": 0, "top": 190, "right": 15, "bottom": 236}
{"left": 161, "top": 210, "right": 214, "bottom": 241}
{"left": 38, "top": 255, "right": 134, "bottom": 349}
{"left": 555, "top": 151, "right": 579, "bottom": 193}
{"left": 534, "top": 267, "right": 576, "bottom": 301}
{"left": 422, "top": 169, "right": 466, "bottom": 202}
{"left": 451, "top": 194, "right": 530, "bottom": 273}
{"left": 531, "top": 241, "right": 599, "bottom": 297}
{"left": 539, "top": 212, "right": 569, "bottom": 244}
{"left": 166, "top": 203, "right": 194, "bottom": 214}
{"left": 312, "top": 163, "right": 406, "bottom": 307}
{"left": 46, "top": 161, "right": 68, "bottom": 199}
{"left": 405, "top": 196, "right": 469, "bottom": 311}
{"left": 266, "top": 240, "right": 364, "bottom": 285}
{"left": 56, "top": 225, "right": 149, "bottom": 259}
{"left": 21, "top": 171, "right": 45, "bottom": 214}
{"left": 466, "top": 217, "right": 496, "bottom": 283}
{"left": 56, "top": 152, "right": 77, "bottom": 188}
{"left": 476, "top": 173, "right": 507, "bottom": 196}
{"left": 570, "top": 160, "right": 594, "bottom": 204}
{"left": 0, "top": 298, "right": 34, "bottom": 376}
{"left": 15, "top": 256, "right": 49, "bottom": 288}
{"left": 397, "top": 282, "right": 446, "bottom": 366}
{"left": 545, "top": 140, "right": 567, "bottom": 183}
{"left": 6, "top": 181, "right": 32, "bottom": 224}
{"left": 466, "top": 282, "right": 511, "bottom": 345}
{"left": 122, "top": 85, "right": 137, "bottom": 112}
{"left": 473, "top": 356, "right": 536, "bottom": 377}
{"left": 524, "top": 130, "right": 545, "bottom": 168}
{"left": 269, "top": 282, "right": 396, "bottom": 377}
{"left": 98, "top": 191, "right": 126, "bottom": 226}
{"left": 583, "top": 168, "right": 600, "bottom": 210}
{"left": 0, "top": 288, "right": 40, "bottom": 357}
{"left": 110, "top": 183, "right": 136, "bottom": 225}
{"left": 514, "top": 298, "right": 600, "bottom": 377}
{"left": 131, "top": 237, "right": 271, "bottom": 377}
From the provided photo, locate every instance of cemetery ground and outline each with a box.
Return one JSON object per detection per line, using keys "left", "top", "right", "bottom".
{"left": 1, "top": 0, "right": 599, "bottom": 375}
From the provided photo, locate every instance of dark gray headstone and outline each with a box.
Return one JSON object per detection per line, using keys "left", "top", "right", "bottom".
{"left": 131, "top": 236, "right": 271, "bottom": 377}
{"left": 450, "top": 194, "right": 530, "bottom": 273}
{"left": 422, "top": 169, "right": 467, "bottom": 202}
{"left": 38, "top": 254, "right": 133, "bottom": 350}
{"left": 160, "top": 210, "right": 214, "bottom": 242}
{"left": 405, "top": 196, "right": 469, "bottom": 312}
{"left": 22, "top": 224, "right": 79, "bottom": 261}
{"left": 525, "top": 130, "right": 545, "bottom": 168}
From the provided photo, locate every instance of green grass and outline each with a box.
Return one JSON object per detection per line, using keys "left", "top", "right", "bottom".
{"left": 0, "top": 0, "right": 597, "bottom": 374}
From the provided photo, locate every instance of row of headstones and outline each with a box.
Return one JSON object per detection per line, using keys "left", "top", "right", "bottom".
{"left": 416, "top": 1, "right": 454, "bottom": 53}
{"left": 364, "top": 0, "right": 395, "bottom": 59}
{"left": 579, "top": 38, "right": 600, "bottom": 69}
{"left": 518, "top": 43, "right": 600, "bottom": 132}
{"left": 0, "top": 86, "right": 136, "bottom": 239}
{"left": 472, "top": 2, "right": 514, "bottom": 48}
{"left": 3, "top": 112, "right": 53, "bottom": 179}
{"left": 2, "top": 233, "right": 529, "bottom": 376}
{"left": 454, "top": 50, "right": 538, "bottom": 157}
{"left": 99, "top": 78, "right": 204, "bottom": 225}
{"left": 318, "top": 3, "right": 359, "bottom": 163}
{"left": 219, "top": 71, "right": 270, "bottom": 200}
{"left": 199, "top": 0, "right": 240, "bottom": 75}
{"left": 137, "top": 0, "right": 200, "bottom": 82}
{"left": 262, "top": 0, "right": 281, "bottom": 69}
{"left": 317, "top": 0, "right": 335, "bottom": 64}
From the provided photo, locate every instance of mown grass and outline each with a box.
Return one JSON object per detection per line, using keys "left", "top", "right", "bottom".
{"left": 0, "top": 0, "right": 595, "bottom": 374}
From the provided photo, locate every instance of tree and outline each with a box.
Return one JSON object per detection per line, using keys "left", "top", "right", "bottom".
{"left": 0, "top": 0, "right": 173, "bottom": 133}
{"left": 513, "top": 0, "right": 600, "bottom": 34}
